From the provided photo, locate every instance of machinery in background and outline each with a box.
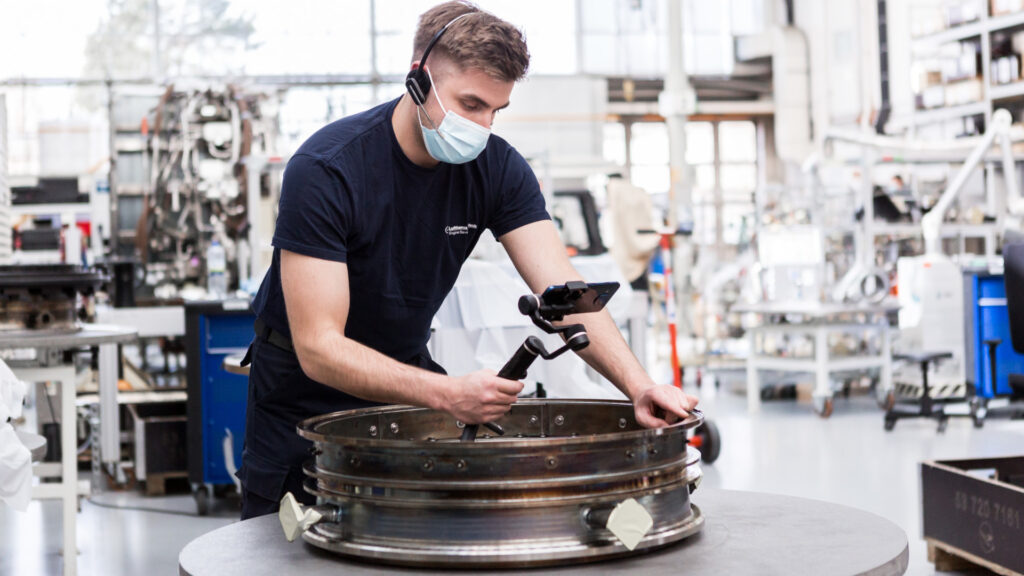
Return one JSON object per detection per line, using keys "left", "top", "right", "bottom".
{"left": 898, "top": 109, "right": 1022, "bottom": 388}
{"left": 807, "top": 110, "right": 1023, "bottom": 403}
{"left": 110, "top": 86, "right": 281, "bottom": 300}
{"left": 0, "top": 264, "right": 106, "bottom": 333}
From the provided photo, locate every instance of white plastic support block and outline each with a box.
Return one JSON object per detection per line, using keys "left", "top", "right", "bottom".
{"left": 279, "top": 492, "right": 322, "bottom": 543}
{"left": 606, "top": 498, "right": 654, "bottom": 551}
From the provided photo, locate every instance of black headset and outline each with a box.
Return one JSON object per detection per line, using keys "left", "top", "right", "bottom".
{"left": 405, "top": 12, "right": 476, "bottom": 106}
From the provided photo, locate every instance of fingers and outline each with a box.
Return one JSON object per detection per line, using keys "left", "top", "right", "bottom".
{"left": 658, "top": 387, "right": 699, "bottom": 417}
{"left": 635, "top": 409, "right": 671, "bottom": 429}
{"left": 634, "top": 386, "right": 700, "bottom": 429}
{"left": 494, "top": 376, "right": 525, "bottom": 396}
{"left": 449, "top": 371, "right": 524, "bottom": 425}
{"left": 679, "top": 392, "right": 699, "bottom": 411}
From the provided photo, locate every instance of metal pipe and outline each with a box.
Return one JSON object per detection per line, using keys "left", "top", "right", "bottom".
{"left": 1000, "top": 132, "right": 1024, "bottom": 215}
{"left": 922, "top": 110, "right": 1012, "bottom": 254}
{"left": 660, "top": 0, "right": 695, "bottom": 334}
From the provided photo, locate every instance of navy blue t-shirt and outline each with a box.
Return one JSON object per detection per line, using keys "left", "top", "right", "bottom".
{"left": 252, "top": 96, "right": 549, "bottom": 366}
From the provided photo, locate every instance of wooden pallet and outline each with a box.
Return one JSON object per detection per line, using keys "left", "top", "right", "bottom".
{"left": 928, "top": 539, "right": 1024, "bottom": 576}
{"left": 144, "top": 471, "right": 188, "bottom": 496}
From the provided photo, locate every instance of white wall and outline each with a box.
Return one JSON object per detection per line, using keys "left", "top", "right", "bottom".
{"left": 792, "top": 0, "right": 884, "bottom": 146}
{"left": 492, "top": 75, "right": 608, "bottom": 183}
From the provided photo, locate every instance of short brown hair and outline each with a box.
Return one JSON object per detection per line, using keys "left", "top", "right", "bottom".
{"left": 412, "top": 1, "right": 530, "bottom": 82}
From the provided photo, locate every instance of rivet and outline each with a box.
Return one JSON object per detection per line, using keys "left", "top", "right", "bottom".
{"left": 554, "top": 414, "right": 565, "bottom": 426}
{"left": 349, "top": 456, "right": 360, "bottom": 467}
{"left": 456, "top": 421, "right": 466, "bottom": 429}
{"left": 423, "top": 459, "right": 434, "bottom": 471}
{"left": 529, "top": 415, "right": 540, "bottom": 425}
{"left": 625, "top": 449, "right": 635, "bottom": 459}
{"left": 368, "top": 425, "right": 378, "bottom": 437}
{"left": 618, "top": 418, "right": 628, "bottom": 429}
{"left": 390, "top": 422, "right": 400, "bottom": 434}
{"left": 546, "top": 457, "right": 558, "bottom": 469}
{"left": 456, "top": 459, "right": 467, "bottom": 470}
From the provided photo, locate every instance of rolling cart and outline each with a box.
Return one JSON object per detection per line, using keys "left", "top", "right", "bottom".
{"left": 184, "top": 300, "right": 254, "bottom": 515}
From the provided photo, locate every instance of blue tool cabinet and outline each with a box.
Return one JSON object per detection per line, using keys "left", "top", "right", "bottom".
{"left": 964, "top": 271, "right": 1024, "bottom": 398}
{"left": 185, "top": 300, "right": 254, "bottom": 514}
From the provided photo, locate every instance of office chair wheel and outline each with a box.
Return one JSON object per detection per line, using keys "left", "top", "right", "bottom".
{"left": 194, "top": 486, "right": 210, "bottom": 516}
{"left": 969, "top": 397, "right": 985, "bottom": 428}
{"left": 813, "top": 396, "right": 834, "bottom": 418}
{"left": 884, "top": 415, "right": 896, "bottom": 432}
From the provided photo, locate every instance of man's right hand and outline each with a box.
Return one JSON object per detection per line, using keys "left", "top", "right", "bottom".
{"left": 442, "top": 369, "right": 524, "bottom": 424}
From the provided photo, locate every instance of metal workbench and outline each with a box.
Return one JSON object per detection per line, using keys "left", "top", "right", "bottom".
{"left": 179, "top": 489, "right": 909, "bottom": 575}
{"left": 733, "top": 301, "right": 899, "bottom": 416}
{"left": 0, "top": 324, "right": 137, "bottom": 576}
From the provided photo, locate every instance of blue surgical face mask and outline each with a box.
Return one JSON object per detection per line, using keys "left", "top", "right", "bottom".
{"left": 416, "top": 69, "right": 491, "bottom": 164}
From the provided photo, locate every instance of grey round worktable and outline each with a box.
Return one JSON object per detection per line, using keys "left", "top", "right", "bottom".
{"left": 222, "top": 353, "right": 250, "bottom": 376}
{"left": 179, "top": 489, "right": 909, "bottom": 576}
{"left": 0, "top": 323, "right": 138, "bottom": 348}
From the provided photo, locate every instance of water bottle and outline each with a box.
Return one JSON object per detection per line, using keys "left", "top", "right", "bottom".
{"left": 206, "top": 240, "right": 227, "bottom": 299}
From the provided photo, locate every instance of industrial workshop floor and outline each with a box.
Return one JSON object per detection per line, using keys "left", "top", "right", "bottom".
{"left": 2, "top": 383, "right": 1021, "bottom": 575}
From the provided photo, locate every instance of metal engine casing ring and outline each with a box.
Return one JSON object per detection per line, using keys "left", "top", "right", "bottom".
{"left": 296, "top": 399, "right": 705, "bottom": 567}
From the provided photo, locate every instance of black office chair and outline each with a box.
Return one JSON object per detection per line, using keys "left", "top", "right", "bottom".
{"left": 884, "top": 351, "right": 962, "bottom": 432}
{"left": 975, "top": 242, "right": 1024, "bottom": 423}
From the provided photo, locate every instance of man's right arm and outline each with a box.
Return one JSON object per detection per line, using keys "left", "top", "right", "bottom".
{"left": 280, "top": 249, "right": 522, "bottom": 424}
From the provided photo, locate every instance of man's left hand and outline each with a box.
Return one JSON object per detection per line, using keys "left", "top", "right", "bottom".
{"left": 633, "top": 385, "right": 699, "bottom": 428}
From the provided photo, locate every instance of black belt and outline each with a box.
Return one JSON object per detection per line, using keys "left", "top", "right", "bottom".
{"left": 254, "top": 317, "right": 294, "bottom": 352}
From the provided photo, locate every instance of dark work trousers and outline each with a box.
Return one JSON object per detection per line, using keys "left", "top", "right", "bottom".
{"left": 237, "top": 332, "right": 444, "bottom": 519}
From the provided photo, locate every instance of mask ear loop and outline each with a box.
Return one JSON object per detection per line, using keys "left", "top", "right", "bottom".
{"left": 414, "top": 67, "right": 449, "bottom": 140}
{"left": 416, "top": 105, "right": 442, "bottom": 134}
{"left": 425, "top": 68, "right": 449, "bottom": 116}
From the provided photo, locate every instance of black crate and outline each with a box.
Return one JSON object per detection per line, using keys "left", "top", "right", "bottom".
{"left": 922, "top": 456, "right": 1024, "bottom": 575}
{"left": 126, "top": 401, "right": 187, "bottom": 479}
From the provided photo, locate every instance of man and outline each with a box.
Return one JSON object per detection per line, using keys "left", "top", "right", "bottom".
{"left": 239, "top": 0, "right": 698, "bottom": 520}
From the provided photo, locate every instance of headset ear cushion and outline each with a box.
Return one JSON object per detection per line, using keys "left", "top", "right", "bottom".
{"left": 405, "top": 70, "right": 429, "bottom": 106}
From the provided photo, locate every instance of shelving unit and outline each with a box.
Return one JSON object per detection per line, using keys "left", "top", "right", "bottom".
{"left": 909, "top": 101, "right": 987, "bottom": 124}
{"left": 908, "top": 4, "right": 1024, "bottom": 133}
{"left": 913, "top": 9, "right": 1024, "bottom": 51}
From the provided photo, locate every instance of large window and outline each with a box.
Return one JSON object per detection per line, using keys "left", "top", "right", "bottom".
{"left": 630, "top": 123, "right": 671, "bottom": 196}
{"left": 603, "top": 118, "right": 760, "bottom": 249}
{"left": 691, "top": 120, "right": 757, "bottom": 248}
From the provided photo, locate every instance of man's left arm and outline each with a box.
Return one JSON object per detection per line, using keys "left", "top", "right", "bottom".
{"left": 499, "top": 220, "right": 698, "bottom": 428}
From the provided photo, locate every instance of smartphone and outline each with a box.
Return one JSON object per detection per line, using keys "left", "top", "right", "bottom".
{"left": 539, "top": 281, "right": 619, "bottom": 317}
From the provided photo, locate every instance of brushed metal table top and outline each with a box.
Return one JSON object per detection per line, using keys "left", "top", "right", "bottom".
{"left": 0, "top": 324, "right": 137, "bottom": 349}
{"left": 179, "top": 489, "right": 909, "bottom": 576}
